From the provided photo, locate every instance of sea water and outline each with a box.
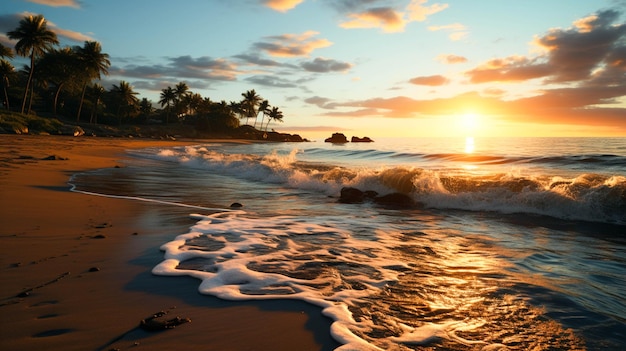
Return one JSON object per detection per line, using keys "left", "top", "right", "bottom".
{"left": 70, "top": 137, "right": 626, "bottom": 350}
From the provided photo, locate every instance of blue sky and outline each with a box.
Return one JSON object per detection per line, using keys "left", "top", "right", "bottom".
{"left": 2, "top": 0, "right": 625, "bottom": 138}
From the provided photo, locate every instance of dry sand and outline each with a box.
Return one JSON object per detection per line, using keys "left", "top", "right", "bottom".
{"left": 0, "top": 134, "right": 338, "bottom": 351}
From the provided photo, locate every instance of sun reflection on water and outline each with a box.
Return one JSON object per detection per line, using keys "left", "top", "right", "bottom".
{"left": 465, "top": 136, "right": 475, "bottom": 154}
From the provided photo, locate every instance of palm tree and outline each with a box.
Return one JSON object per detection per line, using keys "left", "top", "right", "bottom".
{"left": 139, "top": 98, "right": 152, "bottom": 121}
{"left": 37, "top": 47, "right": 78, "bottom": 116}
{"left": 0, "top": 60, "right": 15, "bottom": 110}
{"left": 174, "top": 82, "right": 189, "bottom": 119}
{"left": 74, "top": 41, "right": 110, "bottom": 121}
{"left": 0, "top": 44, "right": 14, "bottom": 59}
{"left": 256, "top": 99, "right": 269, "bottom": 128}
{"left": 7, "top": 14, "right": 59, "bottom": 114}
{"left": 111, "top": 81, "right": 138, "bottom": 124}
{"left": 87, "top": 83, "right": 105, "bottom": 123}
{"left": 240, "top": 89, "right": 261, "bottom": 126}
{"left": 265, "top": 106, "right": 283, "bottom": 131}
{"left": 229, "top": 100, "right": 243, "bottom": 120}
{"left": 159, "top": 86, "right": 176, "bottom": 123}
{"left": 187, "top": 93, "right": 202, "bottom": 116}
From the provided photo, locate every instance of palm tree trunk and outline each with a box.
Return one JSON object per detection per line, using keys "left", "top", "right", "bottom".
{"left": 20, "top": 53, "right": 35, "bottom": 114}
{"left": 2, "top": 86, "right": 9, "bottom": 110}
{"left": 76, "top": 83, "right": 87, "bottom": 122}
{"left": 27, "top": 81, "right": 35, "bottom": 114}
{"left": 53, "top": 83, "right": 63, "bottom": 116}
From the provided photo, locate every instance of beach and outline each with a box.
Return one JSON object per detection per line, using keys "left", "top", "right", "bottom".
{"left": 2, "top": 134, "right": 624, "bottom": 350}
{"left": 0, "top": 134, "right": 337, "bottom": 351}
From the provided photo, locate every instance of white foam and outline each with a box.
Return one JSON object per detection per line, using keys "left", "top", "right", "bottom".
{"left": 144, "top": 145, "right": 625, "bottom": 224}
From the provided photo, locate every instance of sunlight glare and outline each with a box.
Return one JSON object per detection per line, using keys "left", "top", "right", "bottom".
{"left": 465, "top": 136, "right": 475, "bottom": 154}
{"left": 461, "top": 113, "right": 480, "bottom": 131}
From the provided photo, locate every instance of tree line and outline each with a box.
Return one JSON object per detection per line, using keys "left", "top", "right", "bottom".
{"left": 1, "top": 14, "right": 284, "bottom": 133}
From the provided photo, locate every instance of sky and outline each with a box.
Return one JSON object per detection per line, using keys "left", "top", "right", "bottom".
{"left": 1, "top": 0, "right": 626, "bottom": 139}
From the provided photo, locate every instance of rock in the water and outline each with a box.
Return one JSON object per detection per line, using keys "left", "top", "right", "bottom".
{"left": 230, "top": 202, "right": 243, "bottom": 208}
{"left": 338, "top": 187, "right": 415, "bottom": 208}
{"left": 351, "top": 136, "right": 374, "bottom": 142}
{"left": 373, "top": 192, "right": 414, "bottom": 208}
{"left": 325, "top": 132, "right": 348, "bottom": 143}
{"left": 339, "top": 187, "right": 365, "bottom": 203}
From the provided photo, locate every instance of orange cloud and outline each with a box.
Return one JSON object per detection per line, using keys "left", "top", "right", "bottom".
{"left": 407, "top": 0, "right": 448, "bottom": 21}
{"left": 253, "top": 31, "right": 332, "bottom": 57}
{"left": 340, "top": 8, "right": 406, "bottom": 33}
{"left": 325, "top": 83, "right": 625, "bottom": 130}
{"left": 409, "top": 75, "right": 449, "bottom": 86}
{"left": 467, "top": 9, "right": 626, "bottom": 85}
{"left": 437, "top": 54, "right": 468, "bottom": 64}
{"left": 428, "top": 23, "right": 467, "bottom": 41}
{"left": 263, "top": 0, "right": 304, "bottom": 12}
{"left": 339, "top": 0, "right": 448, "bottom": 33}
{"left": 466, "top": 56, "right": 551, "bottom": 83}
{"left": 50, "top": 26, "right": 94, "bottom": 42}
{"left": 26, "top": 0, "right": 80, "bottom": 8}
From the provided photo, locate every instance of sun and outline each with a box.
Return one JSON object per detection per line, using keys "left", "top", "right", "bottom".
{"left": 460, "top": 113, "right": 480, "bottom": 132}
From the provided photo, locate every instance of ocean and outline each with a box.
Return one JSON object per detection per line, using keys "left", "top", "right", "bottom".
{"left": 70, "top": 137, "right": 625, "bottom": 350}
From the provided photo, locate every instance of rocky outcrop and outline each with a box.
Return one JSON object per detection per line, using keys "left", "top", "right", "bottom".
{"left": 372, "top": 192, "right": 414, "bottom": 207}
{"left": 351, "top": 136, "right": 374, "bottom": 142}
{"left": 325, "top": 132, "right": 348, "bottom": 143}
{"left": 337, "top": 186, "right": 416, "bottom": 208}
{"left": 338, "top": 187, "right": 378, "bottom": 203}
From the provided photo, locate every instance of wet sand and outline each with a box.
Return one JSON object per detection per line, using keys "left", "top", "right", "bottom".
{"left": 0, "top": 134, "right": 338, "bottom": 351}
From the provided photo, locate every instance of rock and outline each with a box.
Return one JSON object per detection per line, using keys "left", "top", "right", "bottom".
{"left": 13, "top": 125, "right": 29, "bottom": 134}
{"left": 230, "top": 202, "right": 243, "bottom": 208}
{"left": 339, "top": 187, "right": 365, "bottom": 203}
{"left": 88, "top": 267, "right": 100, "bottom": 272}
{"left": 325, "top": 132, "right": 348, "bottom": 143}
{"left": 338, "top": 187, "right": 415, "bottom": 208}
{"left": 73, "top": 126, "right": 85, "bottom": 137}
{"left": 57, "top": 125, "right": 84, "bottom": 136}
{"left": 364, "top": 190, "right": 379, "bottom": 199}
{"left": 351, "top": 136, "right": 374, "bottom": 142}
{"left": 41, "top": 155, "right": 68, "bottom": 161}
{"left": 139, "top": 311, "right": 191, "bottom": 331}
{"left": 373, "top": 192, "right": 414, "bottom": 208}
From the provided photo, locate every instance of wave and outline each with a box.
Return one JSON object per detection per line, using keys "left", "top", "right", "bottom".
{"left": 138, "top": 145, "right": 626, "bottom": 225}
{"left": 292, "top": 146, "right": 626, "bottom": 169}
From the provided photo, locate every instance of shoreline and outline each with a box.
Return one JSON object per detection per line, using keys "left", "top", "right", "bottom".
{"left": 0, "top": 134, "right": 338, "bottom": 351}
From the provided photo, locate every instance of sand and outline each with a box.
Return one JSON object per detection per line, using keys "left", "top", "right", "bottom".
{"left": 0, "top": 134, "right": 338, "bottom": 351}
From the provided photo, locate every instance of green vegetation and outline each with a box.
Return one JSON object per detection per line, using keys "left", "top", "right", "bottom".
{"left": 1, "top": 14, "right": 297, "bottom": 141}
{"left": 0, "top": 109, "right": 62, "bottom": 134}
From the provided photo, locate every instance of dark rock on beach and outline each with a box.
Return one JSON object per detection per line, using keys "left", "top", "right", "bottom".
{"left": 41, "top": 155, "right": 68, "bottom": 161}
{"left": 139, "top": 311, "right": 191, "bottom": 331}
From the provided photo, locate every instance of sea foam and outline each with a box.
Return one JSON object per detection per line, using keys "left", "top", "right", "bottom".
{"left": 142, "top": 145, "right": 626, "bottom": 225}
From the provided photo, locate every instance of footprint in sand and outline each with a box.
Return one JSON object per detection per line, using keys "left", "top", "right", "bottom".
{"left": 32, "top": 328, "right": 74, "bottom": 337}
{"left": 30, "top": 300, "right": 59, "bottom": 307}
{"left": 36, "top": 313, "right": 60, "bottom": 319}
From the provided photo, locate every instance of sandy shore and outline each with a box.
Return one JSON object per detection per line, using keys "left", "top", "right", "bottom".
{"left": 0, "top": 134, "right": 338, "bottom": 351}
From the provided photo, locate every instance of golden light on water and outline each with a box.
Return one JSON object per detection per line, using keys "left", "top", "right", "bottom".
{"left": 465, "top": 136, "right": 475, "bottom": 154}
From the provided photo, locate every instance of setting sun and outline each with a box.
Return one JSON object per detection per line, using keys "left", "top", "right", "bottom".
{"left": 460, "top": 113, "right": 480, "bottom": 132}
